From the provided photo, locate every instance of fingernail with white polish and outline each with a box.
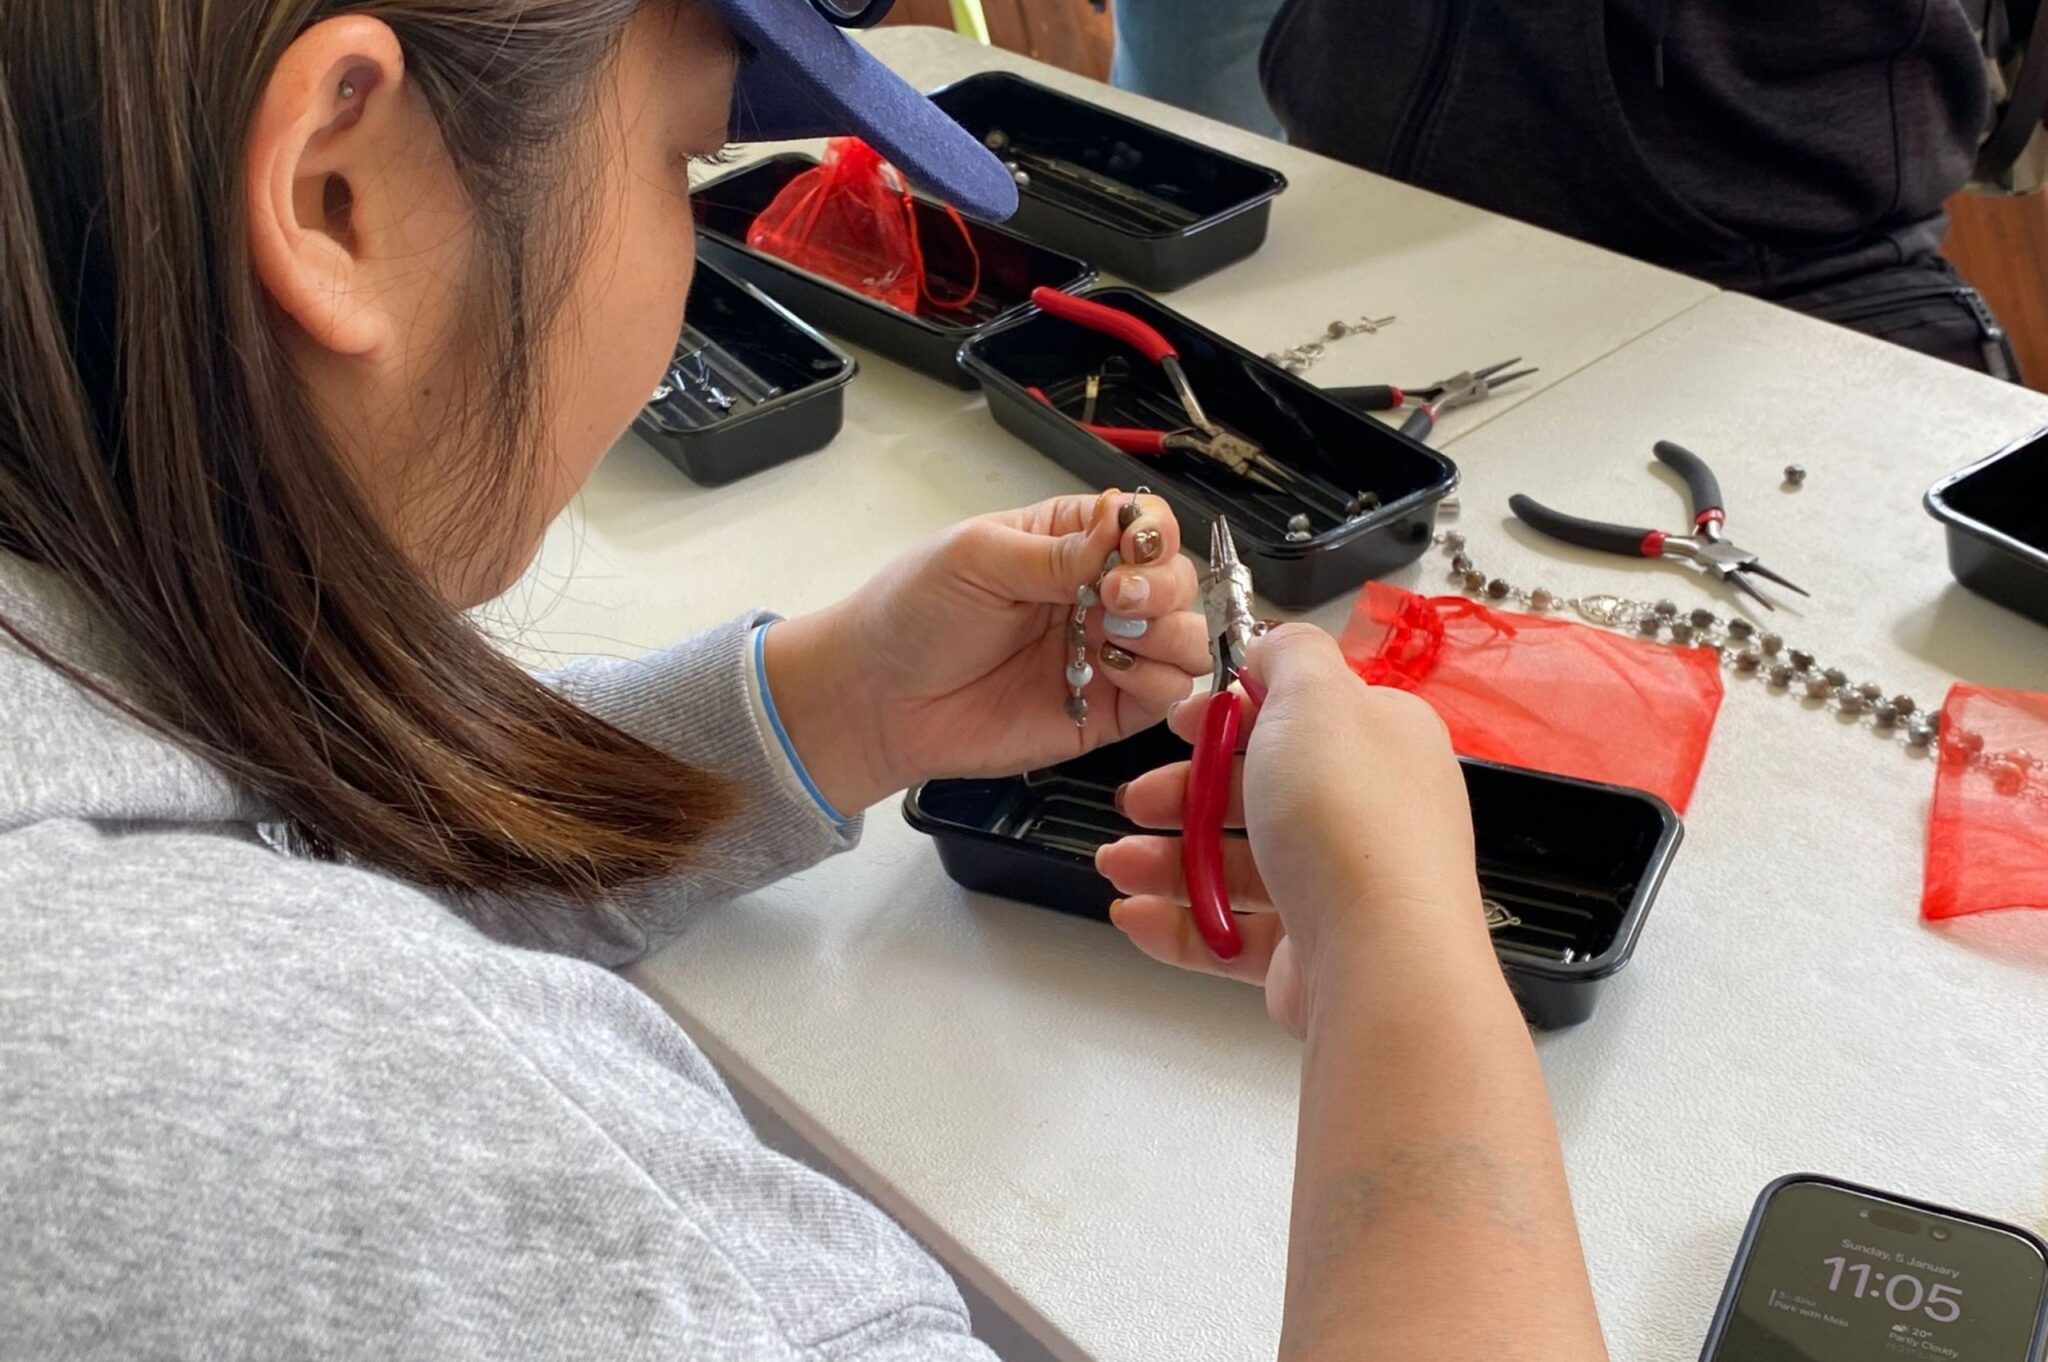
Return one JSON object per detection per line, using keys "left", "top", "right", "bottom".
{"left": 1114, "top": 575, "right": 1149, "bottom": 611}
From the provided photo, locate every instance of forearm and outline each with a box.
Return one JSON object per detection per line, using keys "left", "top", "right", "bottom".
{"left": 1280, "top": 907, "right": 1606, "bottom": 1362}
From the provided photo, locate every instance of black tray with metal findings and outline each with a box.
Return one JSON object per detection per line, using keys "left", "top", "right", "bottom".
{"left": 633, "top": 260, "right": 857, "bottom": 486}
{"left": 927, "top": 71, "right": 1288, "bottom": 291}
{"left": 690, "top": 153, "right": 1096, "bottom": 389}
{"left": 904, "top": 725, "right": 1682, "bottom": 1030}
{"left": 1925, "top": 425, "right": 2048, "bottom": 627}
{"left": 960, "top": 285, "right": 1458, "bottom": 608}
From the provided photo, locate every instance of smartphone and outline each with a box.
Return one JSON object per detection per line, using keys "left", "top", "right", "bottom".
{"left": 1700, "top": 1175, "right": 2048, "bottom": 1361}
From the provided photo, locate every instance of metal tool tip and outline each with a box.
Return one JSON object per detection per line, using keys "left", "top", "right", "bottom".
{"left": 1211, "top": 516, "right": 1240, "bottom": 570}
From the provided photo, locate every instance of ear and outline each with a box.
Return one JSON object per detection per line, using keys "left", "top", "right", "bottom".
{"left": 244, "top": 17, "right": 411, "bottom": 358}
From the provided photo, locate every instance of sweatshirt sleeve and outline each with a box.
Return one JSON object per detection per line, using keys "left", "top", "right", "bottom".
{"left": 446, "top": 612, "right": 862, "bottom": 968}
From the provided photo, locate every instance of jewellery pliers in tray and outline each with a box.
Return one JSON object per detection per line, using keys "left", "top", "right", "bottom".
{"left": 1027, "top": 286, "right": 1296, "bottom": 495}
{"left": 1327, "top": 358, "right": 1537, "bottom": 442}
{"left": 1185, "top": 516, "right": 1269, "bottom": 962}
{"left": 1509, "top": 440, "right": 1811, "bottom": 611}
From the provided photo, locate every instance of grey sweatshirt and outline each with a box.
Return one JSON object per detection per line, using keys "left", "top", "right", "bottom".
{"left": 0, "top": 551, "right": 994, "bottom": 1360}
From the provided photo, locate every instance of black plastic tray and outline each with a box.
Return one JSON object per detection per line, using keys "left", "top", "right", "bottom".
{"left": 690, "top": 154, "right": 1097, "bottom": 389}
{"left": 927, "top": 72, "right": 1287, "bottom": 292}
{"left": 904, "top": 725, "right": 1681, "bottom": 1030}
{"left": 1925, "top": 425, "right": 2048, "bottom": 627}
{"left": 959, "top": 286, "right": 1459, "bottom": 608}
{"left": 632, "top": 260, "right": 857, "bottom": 486}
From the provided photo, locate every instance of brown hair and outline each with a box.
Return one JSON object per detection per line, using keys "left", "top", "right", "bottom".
{"left": 0, "top": 1, "right": 733, "bottom": 895}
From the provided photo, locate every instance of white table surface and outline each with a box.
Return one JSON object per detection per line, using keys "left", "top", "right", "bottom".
{"left": 502, "top": 31, "right": 2048, "bottom": 1362}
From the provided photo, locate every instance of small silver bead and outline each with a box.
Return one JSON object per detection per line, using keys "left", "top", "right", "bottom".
{"left": 1011, "top": 168, "right": 1031, "bottom": 187}
{"left": 1784, "top": 464, "right": 1807, "bottom": 486}
{"left": 339, "top": 79, "right": 358, "bottom": 100}
{"left": 1530, "top": 588, "right": 1554, "bottom": 610}
{"left": 1287, "top": 513, "right": 1312, "bottom": 534}
{"left": 1077, "top": 583, "right": 1100, "bottom": 609}
{"left": 1286, "top": 529, "right": 1311, "bottom": 543}
{"left": 1065, "top": 694, "right": 1089, "bottom": 725}
{"left": 1805, "top": 675, "right": 1833, "bottom": 699}
{"left": 1065, "top": 661, "right": 1095, "bottom": 689}
{"left": 1103, "top": 613, "right": 1148, "bottom": 640}
{"left": 1838, "top": 692, "right": 1868, "bottom": 715}
{"left": 1856, "top": 680, "right": 1884, "bottom": 701}
{"left": 1822, "top": 667, "right": 1847, "bottom": 688}
{"left": 1873, "top": 700, "right": 1899, "bottom": 728}
{"left": 1907, "top": 719, "right": 1937, "bottom": 748}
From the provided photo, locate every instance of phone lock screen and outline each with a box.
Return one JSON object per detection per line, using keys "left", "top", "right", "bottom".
{"left": 1708, "top": 1180, "right": 2048, "bottom": 1361}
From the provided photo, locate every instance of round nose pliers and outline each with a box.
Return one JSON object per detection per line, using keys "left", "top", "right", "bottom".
{"left": 1509, "top": 440, "right": 1811, "bottom": 611}
{"left": 1184, "top": 516, "right": 1268, "bottom": 962}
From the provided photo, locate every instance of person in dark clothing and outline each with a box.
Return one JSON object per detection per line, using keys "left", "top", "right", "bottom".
{"left": 1259, "top": 0, "right": 2019, "bottom": 377}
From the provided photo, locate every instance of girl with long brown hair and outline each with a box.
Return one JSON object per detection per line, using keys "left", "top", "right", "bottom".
{"left": 0, "top": 0, "right": 1606, "bottom": 1356}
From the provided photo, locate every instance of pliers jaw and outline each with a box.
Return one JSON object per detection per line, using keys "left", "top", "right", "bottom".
{"left": 1202, "top": 517, "right": 1258, "bottom": 689}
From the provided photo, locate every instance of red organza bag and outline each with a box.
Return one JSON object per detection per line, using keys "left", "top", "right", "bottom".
{"left": 1339, "top": 583, "right": 1725, "bottom": 813}
{"left": 1923, "top": 683, "right": 2048, "bottom": 919}
{"left": 745, "top": 137, "right": 979, "bottom": 314}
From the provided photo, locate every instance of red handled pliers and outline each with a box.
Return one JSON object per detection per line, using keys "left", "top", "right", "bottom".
{"left": 1327, "top": 358, "right": 1536, "bottom": 442}
{"left": 1185, "top": 516, "right": 1268, "bottom": 962}
{"left": 1027, "top": 287, "right": 1295, "bottom": 495}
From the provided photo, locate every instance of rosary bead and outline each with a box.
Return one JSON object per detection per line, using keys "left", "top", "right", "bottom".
{"left": 1891, "top": 695, "right": 1916, "bottom": 717}
{"left": 1451, "top": 553, "right": 1473, "bottom": 574}
{"left": 1668, "top": 622, "right": 1695, "bottom": 645}
{"left": 1760, "top": 633, "right": 1784, "bottom": 656}
{"left": 1907, "top": 719, "right": 1937, "bottom": 748}
{"left": 1530, "top": 588, "right": 1555, "bottom": 610}
{"left": 1783, "top": 464, "right": 1807, "bottom": 486}
{"left": 1838, "top": 692, "right": 1868, "bottom": 715}
{"left": 1767, "top": 664, "right": 1795, "bottom": 688}
{"left": 1486, "top": 578, "right": 1512, "bottom": 599}
{"left": 1065, "top": 661, "right": 1095, "bottom": 690}
{"left": 1727, "top": 618, "right": 1756, "bottom": 640}
{"left": 1822, "top": 667, "right": 1847, "bottom": 688}
{"left": 1654, "top": 599, "right": 1678, "bottom": 617}
{"left": 1077, "top": 583, "right": 1100, "bottom": 609}
{"left": 1957, "top": 730, "right": 1985, "bottom": 756}
{"left": 1733, "top": 649, "right": 1761, "bottom": 673}
{"left": 1104, "top": 551, "right": 1121, "bottom": 570}
{"left": 1990, "top": 757, "right": 2027, "bottom": 797}
{"left": 1856, "top": 680, "right": 1884, "bottom": 701}
{"left": 1463, "top": 569, "right": 1488, "bottom": 592}
{"left": 1804, "top": 675, "right": 1834, "bottom": 699}
{"left": 1284, "top": 360, "right": 1306, "bottom": 375}
{"left": 1788, "top": 649, "right": 1814, "bottom": 672}
{"left": 1287, "top": 513, "right": 1313, "bottom": 535}
{"left": 1689, "top": 608, "right": 1717, "bottom": 629}
{"left": 1442, "top": 530, "right": 1466, "bottom": 552}
{"left": 2013, "top": 748, "right": 2038, "bottom": 771}
{"left": 1327, "top": 320, "right": 1349, "bottom": 339}
{"left": 1873, "top": 700, "right": 1900, "bottom": 727}
{"left": 1065, "top": 694, "right": 1090, "bottom": 725}
{"left": 1637, "top": 614, "right": 1663, "bottom": 636}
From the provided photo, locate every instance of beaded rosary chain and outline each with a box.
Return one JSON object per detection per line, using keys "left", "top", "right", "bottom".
{"left": 1264, "top": 315, "right": 1399, "bottom": 374}
{"left": 1427, "top": 532, "right": 2046, "bottom": 804}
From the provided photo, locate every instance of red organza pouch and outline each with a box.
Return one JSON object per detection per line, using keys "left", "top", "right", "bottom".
{"left": 745, "top": 137, "right": 979, "bottom": 314}
{"left": 1923, "top": 683, "right": 2048, "bottom": 919}
{"left": 1338, "top": 583, "right": 1724, "bottom": 813}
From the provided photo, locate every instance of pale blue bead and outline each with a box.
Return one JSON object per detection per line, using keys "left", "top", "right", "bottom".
{"left": 1065, "top": 661, "right": 1095, "bottom": 689}
{"left": 1076, "top": 583, "right": 1100, "bottom": 609}
{"left": 1103, "top": 551, "right": 1122, "bottom": 570}
{"left": 1103, "top": 613, "right": 1148, "bottom": 640}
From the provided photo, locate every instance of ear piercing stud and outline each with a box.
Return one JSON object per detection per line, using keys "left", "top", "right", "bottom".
{"left": 339, "top": 79, "right": 358, "bottom": 101}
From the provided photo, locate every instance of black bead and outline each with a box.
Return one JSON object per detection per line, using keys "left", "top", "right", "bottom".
{"left": 1727, "top": 619, "right": 1755, "bottom": 640}
{"left": 1689, "top": 608, "right": 1716, "bottom": 629}
{"left": 1789, "top": 649, "right": 1815, "bottom": 672}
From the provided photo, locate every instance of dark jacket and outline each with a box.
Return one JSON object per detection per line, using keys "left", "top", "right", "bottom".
{"left": 1260, "top": 0, "right": 1993, "bottom": 297}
